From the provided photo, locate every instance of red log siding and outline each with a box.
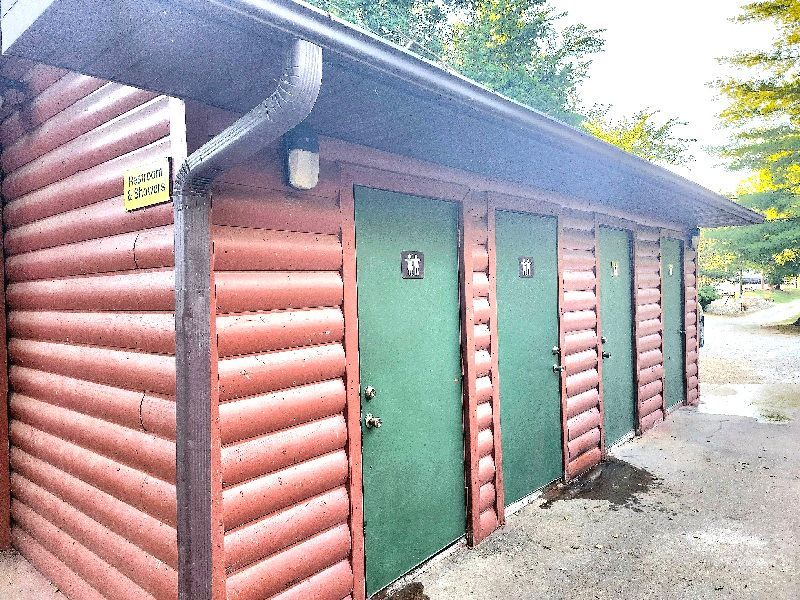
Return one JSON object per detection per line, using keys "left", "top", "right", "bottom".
{"left": 210, "top": 159, "right": 355, "bottom": 600}
{"left": 1, "top": 62, "right": 181, "bottom": 599}
{"left": 634, "top": 229, "right": 665, "bottom": 431}
{"left": 684, "top": 246, "right": 700, "bottom": 406}
{"left": 461, "top": 194, "right": 504, "bottom": 543}
{"left": 559, "top": 215, "right": 603, "bottom": 479}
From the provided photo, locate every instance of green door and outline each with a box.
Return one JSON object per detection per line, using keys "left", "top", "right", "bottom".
{"left": 661, "top": 237, "right": 686, "bottom": 409}
{"left": 354, "top": 187, "right": 466, "bottom": 596}
{"left": 598, "top": 227, "right": 636, "bottom": 445}
{"left": 495, "top": 210, "right": 562, "bottom": 505}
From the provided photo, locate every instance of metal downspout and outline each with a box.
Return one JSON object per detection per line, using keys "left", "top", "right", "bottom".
{"left": 174, "top": 38, "right": 322, "bottom": 600}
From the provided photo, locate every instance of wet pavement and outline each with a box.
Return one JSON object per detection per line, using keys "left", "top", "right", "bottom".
{"left": 539, "top": 457, "right": 658, "bottom": 512}
{"left": 404, "top": 304, "right": 800, "bottom": 599}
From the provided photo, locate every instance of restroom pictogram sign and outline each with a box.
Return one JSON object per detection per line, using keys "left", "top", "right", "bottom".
{"left": 519, "top": 256, "right": 534, "bottom": 278}
{"left": 401, "top": 251, "right": 424, "bottom": 279}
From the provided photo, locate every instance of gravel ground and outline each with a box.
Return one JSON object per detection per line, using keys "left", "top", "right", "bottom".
{"left": 701, "top": 300, "right": 800, "bottom": 384}
{"left": 706, "top": 296, "right": 774, "bottom": 316}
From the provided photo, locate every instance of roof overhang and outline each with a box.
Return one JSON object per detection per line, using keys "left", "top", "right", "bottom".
{"left": 1, "top": 0, "right": 763, "bottom": 227}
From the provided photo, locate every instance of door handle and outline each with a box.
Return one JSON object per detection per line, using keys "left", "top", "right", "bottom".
{"left": 364, "top": 413, "right": 383, "bottom": 429}
{"left": 553, "top": 364, "right": 566, "bottom": 373}
{"left": 602, "top": 351, "right": 611, "bottom": 359}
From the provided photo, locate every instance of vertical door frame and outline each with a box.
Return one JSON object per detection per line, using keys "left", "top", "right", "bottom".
{"left": 338, "top": 168, "right": 366, "bottom": 600}
{"left": 459, "top": 192, "right": 481, "bottom": 543}
{"left": 595, "top": 215, "right": 640, "bottom": 445}
{"left": 0, "top": 228, "right": 8, "bottom": 549}
{"left": 660, "top": 231, "right": 688, "bottom": 413}
{"left": 633, "top": 225, "right": 667, "bottom": 429}
{"left": 685, "top": 237, "right": 700, "bottom": 406}
{"left": 592, "top": 217, "right": 607, "bottom": 456}
{"left": 338, "top": 164, "right": 470, "bottom": 597}
{"left": 488, "top": 194, "right": 566, "bottom": 483}
{"left": 626, "top": 227, "right": 641, "bottom": 430}
{"left": 556, "top": 216, "right": 570, "bottom": 480}
{"left": 485, "top": 200, "right": 505, "bottom": 524}
{"left": 632, "top": 227, "right": 645, "bottom": 434}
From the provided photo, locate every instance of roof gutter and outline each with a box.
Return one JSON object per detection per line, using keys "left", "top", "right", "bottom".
{"left": 173, "top": 37, "right": 322, "bottom": 600}
{"left": 202, "top": 0, "right": 761, "bottom": 225}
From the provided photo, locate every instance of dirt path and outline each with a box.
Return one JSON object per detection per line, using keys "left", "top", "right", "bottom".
{"left": 702, "top": 301, "right": 800, "bottom": 385}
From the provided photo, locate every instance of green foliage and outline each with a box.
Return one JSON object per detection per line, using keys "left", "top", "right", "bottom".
{"left": 745, "top": 287, "right": 800, "bottom": 303}
{"left": 305, "top": 0, "right": 603, "bottom": 123}
{"left": 307, "top": 0, "right": 450, "bottom": 58}
{"left": 712, "top": 0, "right": 800, "bottom": 284}
{"left": 698, "top": 232, "right": 745, "bottom": 283}
{"left": 306, "top": 0, "right": 690, "bottom": 161}
{"left": 582, "top": 107, "right": 695, "bottom": 165}
{"left": 447, "top": 0, "right": 604, "bottom": 125}
{"left": 698, "top": 285, "right": 719, "bottom": 309}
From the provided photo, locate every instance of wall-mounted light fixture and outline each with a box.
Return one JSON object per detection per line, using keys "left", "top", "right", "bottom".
{"left": 284, "top": 124, "right": 319, "bottom": 190}
{"left": 690, "top": 227, "right": 701, "bottom": 250}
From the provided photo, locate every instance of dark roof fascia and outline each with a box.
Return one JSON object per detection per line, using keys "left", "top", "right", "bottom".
{"left": 203, "top": 0, "right": 763, "bottom": 225}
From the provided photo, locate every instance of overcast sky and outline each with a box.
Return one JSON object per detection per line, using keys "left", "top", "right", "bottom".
{"left": 551, "top": 1, "right": 776, "bottom": 195}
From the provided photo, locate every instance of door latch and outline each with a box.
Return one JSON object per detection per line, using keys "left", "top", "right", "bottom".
{"left": 364, "top": 413, "right": 383, "bottom": 429}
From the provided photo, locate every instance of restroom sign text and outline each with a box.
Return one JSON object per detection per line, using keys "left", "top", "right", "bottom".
{"left": 401, "top": 251, "right": 424, "bottom": 279}
{"left": 123, "top": 157, "right": 172, "bottom": 212}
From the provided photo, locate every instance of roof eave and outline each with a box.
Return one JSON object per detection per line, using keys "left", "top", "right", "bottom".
{"left": 1, "top": 0, "right": 763, "bottom": 227}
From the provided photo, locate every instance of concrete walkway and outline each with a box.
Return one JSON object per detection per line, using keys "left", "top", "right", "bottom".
{"left": 411, "top": 403, "right": 800, "bottom": 599}
{"left": 0, "top": 549, "right": 64, "bottom": 599}
{"left": 406, "top": 308, "right": 800, "bottom": 599}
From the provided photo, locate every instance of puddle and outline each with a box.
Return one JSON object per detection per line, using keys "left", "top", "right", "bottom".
{"left": 375, "top": 583, "right": 429, "bottom": 600}
{"left": 699, "top": 384, "right": 799, "bottom": 423}
{"left": 539, "top": 457, "right": 658, "bottom": 511}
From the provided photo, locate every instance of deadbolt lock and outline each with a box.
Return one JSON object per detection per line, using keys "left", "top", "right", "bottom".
{"left": 364, "top": 386, "right": 377, "bottom": 400}
{"left": 552, "top": 346, "right": 560, "bottom": 355}
{"left": 364, "top": 413, "right": 382, "bottom": 429}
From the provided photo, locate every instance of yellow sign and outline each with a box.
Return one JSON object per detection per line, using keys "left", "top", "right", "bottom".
{"left": 123, "top": 157, "right": 172, "bottom": 211}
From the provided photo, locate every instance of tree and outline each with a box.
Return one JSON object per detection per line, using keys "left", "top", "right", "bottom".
{"left": 582, "top": 107, "right": 695, "bottom": 166}
{"left": 713, "top": 0, "right": 800, "bottom": 287}
{"left": 698, "top": 233, "right": 743, "bottom": 284}
{"left": 307, "top": 0, "right": 692, "bottom": 164}
{"left": 305, "top": 0, "right": 450, "bottom": 59}
{"left": 447, "top": 0, "right": 604, "bottom": 125}
{"left": 307, "top": 0, "right": 604, "bottom": 124}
